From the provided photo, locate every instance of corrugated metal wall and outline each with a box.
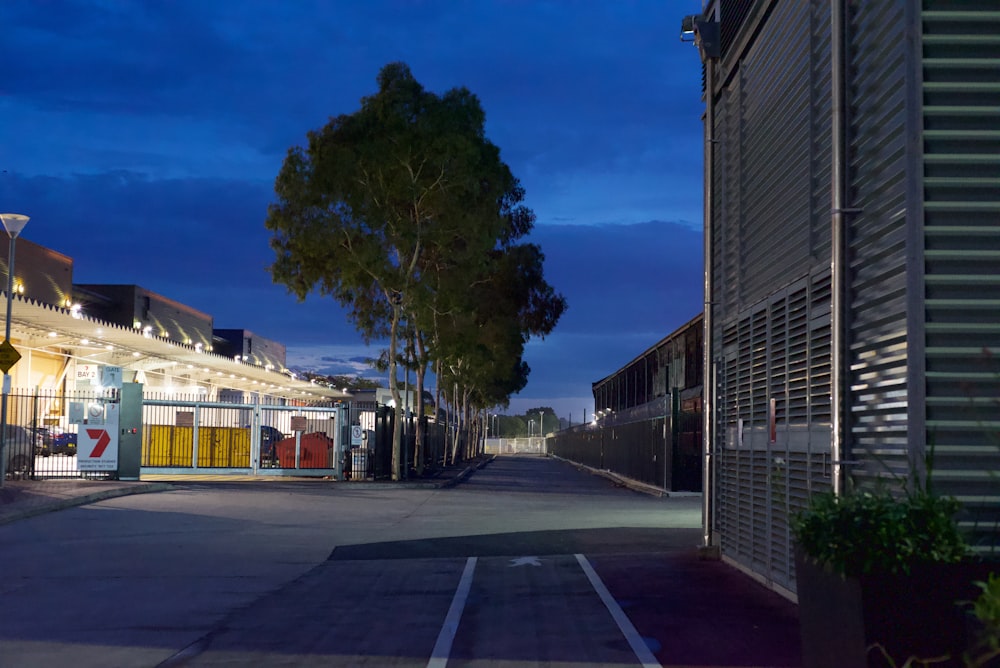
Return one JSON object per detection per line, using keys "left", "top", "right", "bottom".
{"left": 716, "top": 273, "right": 832, "bottom": 591}
{"left": 708, "top": 0, "right": 1000, "bottom": 592}
{"left": 844, "top": 1, "right": 913, "bottom": 487}
{"left": 710, "top": 0, "right": 835, "bottom": 591}
{"left": 920, "top": 3, "right": 1000, "bottom": 554}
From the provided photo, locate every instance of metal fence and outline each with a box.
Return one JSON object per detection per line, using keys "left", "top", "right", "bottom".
{"left": 2, "top": 387, "right": 115, "bottom": 480}
{"left": 4, "top": 387, "right": 454, "bottom": 482}
{"left": 141, "top": 393, "right": 346, "bottom": 475}
{"left": 484, "top": 437, "right": 547, "bottom": 455}
{"left": 547, "top": 399, "right": 702, "bottom": 493}
{"left": 354, "top": 406, "right": 448, "bottom": 479}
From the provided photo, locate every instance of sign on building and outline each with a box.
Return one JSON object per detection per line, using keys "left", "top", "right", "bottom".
{"left": 101, "top": 365, "right": 123, "bottom": 389}
{"left": 78, "top": 404, "right": 120, "bottom": 471}
{"left": 76, "top": 364, "right": 99, "bottom": 388}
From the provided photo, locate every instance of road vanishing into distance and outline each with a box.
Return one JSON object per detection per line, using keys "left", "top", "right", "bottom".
{"left": 0, "top": 456, "right": 798, "bottom": 667}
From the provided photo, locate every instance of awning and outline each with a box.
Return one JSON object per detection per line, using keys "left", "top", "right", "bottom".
{"left": 5, "top": 294, "right": 352, "bottom": 403}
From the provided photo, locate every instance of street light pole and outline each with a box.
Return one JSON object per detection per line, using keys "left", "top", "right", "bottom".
{"left": 0, "top": 213, "right": 30, "bottom": 487}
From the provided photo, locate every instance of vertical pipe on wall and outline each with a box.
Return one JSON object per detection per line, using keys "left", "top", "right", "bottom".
{"left": 830, "top": 0, "right": 848, "bottom": 496}
{"left": 701, "top": 55, "right": 716, "bottom": 547}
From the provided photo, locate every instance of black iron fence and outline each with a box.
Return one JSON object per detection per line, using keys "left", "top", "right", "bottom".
{"left": 548, "top": 396, "right": 702, "bottom": 493}
{"left": 2, "top": 387, "right": 114, "bottom": 480}
{"left": 346, "top": 407, "right": 448, "bottom": 480}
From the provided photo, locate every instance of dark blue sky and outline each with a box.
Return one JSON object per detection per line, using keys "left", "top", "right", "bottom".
{"left": 1, "top": 0, "right": 705, "bottom": 420}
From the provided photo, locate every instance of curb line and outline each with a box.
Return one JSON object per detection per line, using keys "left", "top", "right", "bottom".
{"left": 436, "top": 454, "right": 496, "bottom": 489}
{"left": 0, "top": 482, "right": 174, "bottom": 526}
{"left": 548, "top": 454, "right": 701, "bottom": 499}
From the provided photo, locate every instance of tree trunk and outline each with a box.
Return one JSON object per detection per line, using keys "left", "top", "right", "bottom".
{"left": 414, "top": 367, "right": 426, "bottom": 475}
{"left": 388, "top": 302, "right": 403, "bottom": 481}
{"left": 413, "top": 332, "right": 428, "bottom": 475}
{"left": 435, "top": 358, "right": 445, "bottom": 466}
{"left": 451, "top": 381, "right": 459, "bottom": 465}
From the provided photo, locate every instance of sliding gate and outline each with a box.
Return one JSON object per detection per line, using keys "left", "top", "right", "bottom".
{"left": 140, "top": 396, "right": 348, "bottom": 478}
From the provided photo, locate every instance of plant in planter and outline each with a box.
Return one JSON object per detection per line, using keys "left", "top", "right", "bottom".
{"left": 793, "top": 486, "right": 969, "bottom": 577}
{"left": 962, "top": 572, "right": 1000, "bottom": 668}
{"left": 791, "top": 480, "right": 994, "bottom": 668}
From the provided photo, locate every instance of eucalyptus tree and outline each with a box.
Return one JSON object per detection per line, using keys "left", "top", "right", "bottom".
{"left": 266, "top": 62, "right": 533, "bottom": 479}
{"left": 434, "top": 240, "right": 567, "bottom": 458}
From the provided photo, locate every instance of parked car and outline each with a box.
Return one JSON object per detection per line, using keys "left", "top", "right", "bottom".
{"left": 259, "top": 426, "right": 284, "bottom": 467}
{"left": 4, "top": 425, "right": 42, "bottom": 478}
{"left": 51, "top": 431, "right": 77, "bottom": 456}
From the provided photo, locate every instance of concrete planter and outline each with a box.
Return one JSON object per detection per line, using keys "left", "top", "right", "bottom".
{"left": 795, "top": 551, "right": 996, "bottom": 667}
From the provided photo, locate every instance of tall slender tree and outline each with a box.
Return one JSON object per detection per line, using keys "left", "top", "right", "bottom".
{"left": 266, "top": 62, "right": 551, "bottom": 478}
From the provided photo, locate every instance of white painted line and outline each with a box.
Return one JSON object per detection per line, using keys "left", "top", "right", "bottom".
{"left": 427, "top": 556, "right": 478, "bottom": 668}
{"left": 575, "top": 553, "right": 662, "bottom": 668}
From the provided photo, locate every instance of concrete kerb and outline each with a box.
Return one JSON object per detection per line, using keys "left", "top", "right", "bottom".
{"left": 547, "top": 454, "right": 701, "bottom": 499}
{"left": 0, "top": 482, "right": 174, "bottom": 526}
{"left": 0, "top": 455, "right": 495, "bottom": 524}
{"left": 435, "top": 454, "right": 496, "bottom": 489}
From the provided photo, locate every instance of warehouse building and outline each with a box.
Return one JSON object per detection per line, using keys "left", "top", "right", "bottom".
{"left": 686, "top": 1, "right": 1000, "bottom": 596}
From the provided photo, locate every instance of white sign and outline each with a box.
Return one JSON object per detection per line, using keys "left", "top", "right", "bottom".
{"left": 85, "top": 402, "right": 106, "bottom": 425}
{"left": 350, "top": 425, "right": 363, "bottom": 446}
{"left": 101, "top": 365, "right": 123, "bottom": 389}
{"left": 76, "top": 364, "right": 99, "bottom": 387}
{"left": 78, "top": 404, "right": 120, "bottom": 471}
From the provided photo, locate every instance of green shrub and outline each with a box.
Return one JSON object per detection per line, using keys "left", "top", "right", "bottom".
{"left": 792, "top": 489, "right": 969, "bottom": 577}
{"left": 965, "top": 572, "right": 1000, "bottom": 667}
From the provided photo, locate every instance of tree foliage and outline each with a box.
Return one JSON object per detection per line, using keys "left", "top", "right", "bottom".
{"left": 266, "top": 62, "right": 565, "bottom": 476}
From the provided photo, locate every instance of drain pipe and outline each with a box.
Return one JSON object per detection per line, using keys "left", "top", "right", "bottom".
{"left": 830, "top": 0, "right": 853, "bottom": 496}
{"left": 699, "top": 23, "right": 719, "bottom": 551}
{"left": 701, "top": 59, "right": 716, "bottom": 548}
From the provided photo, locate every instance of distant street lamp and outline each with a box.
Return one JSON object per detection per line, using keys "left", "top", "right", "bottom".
{"left": 0, "top": 213, "right": 29, "bottom": 487}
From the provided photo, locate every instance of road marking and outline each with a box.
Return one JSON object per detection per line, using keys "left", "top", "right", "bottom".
{"left": 427, "top": 556, "right": 477, "bottom": 668}
{"left": 575, "top": 553, "right": 662, "bottom": 668}
{"left": 509, "top": 555, "right": 542, "bottom": 567}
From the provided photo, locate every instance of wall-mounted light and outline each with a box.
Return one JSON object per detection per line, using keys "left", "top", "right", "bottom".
{"left": 680, "top": 14, "right": 719, "bottom": 59}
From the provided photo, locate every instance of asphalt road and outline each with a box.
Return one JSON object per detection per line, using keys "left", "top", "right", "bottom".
{"left": 0, "top": 456, "right": 798, "bottom": 667}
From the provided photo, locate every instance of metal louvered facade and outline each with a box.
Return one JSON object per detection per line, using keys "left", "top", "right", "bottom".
{"left": 921, "top": 4, "right": 1000, "bottom": 553}
{"left": 697, "top": 0, "right": 1000, "bottom": 596}
{"left": 844, "top": 0, "right": 914, "bottom": 488}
